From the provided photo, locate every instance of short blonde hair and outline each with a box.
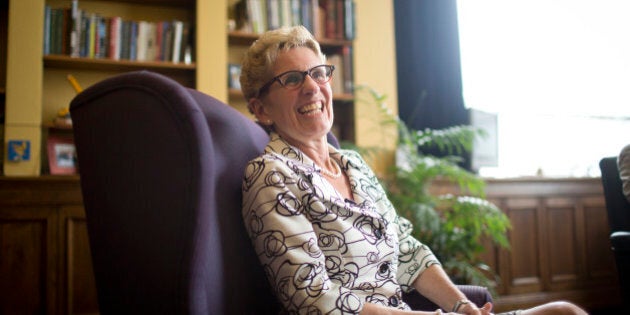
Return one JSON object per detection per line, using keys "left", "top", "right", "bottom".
{"left": 240, "top": 26, "right": 326, "bottom": 102}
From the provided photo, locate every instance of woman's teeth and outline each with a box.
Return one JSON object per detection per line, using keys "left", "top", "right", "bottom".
{"left": 298, "top": 103, "right": 321, "bottom": 114}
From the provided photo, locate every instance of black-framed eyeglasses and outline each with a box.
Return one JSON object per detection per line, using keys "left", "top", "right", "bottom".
{"left": 258, "top": 64, "right": 335, "bottom": 97}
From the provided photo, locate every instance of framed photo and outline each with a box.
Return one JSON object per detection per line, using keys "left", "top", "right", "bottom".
{"left": 47, "top": 136, "right": 77, "bottom": 175}
{"left": 228, "top": 63, "right": 242, "bottom": 89}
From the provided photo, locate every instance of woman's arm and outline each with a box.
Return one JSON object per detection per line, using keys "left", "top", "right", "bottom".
{"left": 412, "top": 265, "right": 492, "bottom": 315}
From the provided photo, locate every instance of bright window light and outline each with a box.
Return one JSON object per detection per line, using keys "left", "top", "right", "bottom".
{"left": 457, "top": 0, "right": 630, "bottom": 178}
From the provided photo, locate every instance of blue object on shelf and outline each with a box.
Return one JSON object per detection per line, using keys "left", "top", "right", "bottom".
{"left": 7, "top": 140, "right": 31, "bottom": 161}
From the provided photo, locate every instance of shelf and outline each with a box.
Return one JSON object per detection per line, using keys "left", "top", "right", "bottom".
{"left": 228, "top": 31, "right": 353, "bottom": 49}
{"left": 43, "top": 121, "right": 73, "bottom": 131}
{"left": 104, "top": 0, "right": 195, "bottom": 7}
{"left": 43, "top": 55, "right": 195, "bottom": 73}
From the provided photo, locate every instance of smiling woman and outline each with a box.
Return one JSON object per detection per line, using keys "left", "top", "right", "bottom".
{"left": 457, "top": 0, "right": 630, "bottom": 178}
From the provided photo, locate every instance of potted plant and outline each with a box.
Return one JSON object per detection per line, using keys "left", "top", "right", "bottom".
{"left": 350, "top": 86, "right": 511, "bottom": 294}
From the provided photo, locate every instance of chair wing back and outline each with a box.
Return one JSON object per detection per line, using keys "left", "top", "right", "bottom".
{"left": 70, "top": 71, "right": 279, "bottom": 314}
{"left": 600, "top": 156, "right": 630, "bottom": 232}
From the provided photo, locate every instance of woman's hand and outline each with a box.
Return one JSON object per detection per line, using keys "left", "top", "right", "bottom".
{"left": 457, "top": 302, "right": 493, "bottom": 315}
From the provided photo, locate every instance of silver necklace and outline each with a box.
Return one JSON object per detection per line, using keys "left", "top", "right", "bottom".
{"left": 319, "top": 158, "right": 342, "bottom": 178}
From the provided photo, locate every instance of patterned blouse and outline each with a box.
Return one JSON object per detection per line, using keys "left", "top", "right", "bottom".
{"left": 242, "top": 133, "right": 440, "bottom": 314}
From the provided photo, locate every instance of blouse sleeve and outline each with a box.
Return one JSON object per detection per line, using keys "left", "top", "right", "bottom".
{"left": 241, "top": 156, "right": 364, "bottom": 314}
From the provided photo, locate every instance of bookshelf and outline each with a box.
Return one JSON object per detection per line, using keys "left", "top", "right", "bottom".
{"left": 0, "top": 1, "right": 399, "bottom": 312}
{"left": 3, "top": 0, "right": 399, "bottom": 177}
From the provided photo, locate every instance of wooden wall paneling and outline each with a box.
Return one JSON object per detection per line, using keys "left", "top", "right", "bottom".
{"left": 0, "top": 206, "right": 58, "bottom": 314}
{"left": 0, "top": 175, "right": 622, "bottom": 313}
{"left": 581, "top": 197, "right": 617, "bottom": 284}
{"left": 61, "top": 205, "right": 97, "bottom": 315}
{"left": 502, "top": 197, "right": 543, "bottom": 295}
{"left": 543, "top": 197, "right": 580, "bottom": 291}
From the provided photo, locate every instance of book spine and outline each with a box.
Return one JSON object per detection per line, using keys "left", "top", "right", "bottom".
{"left": 119, "top": 20, "right": 130, "bottom": 60}
{"left": 155, "top": 21, "right": 164, "bottom": 61}
{"left": 70, "top": 0, "right": 80, "bottom": 57}
{"left": 162, "top": 21, "right": 173, "bottom": 62}
{"left": 267, "top": 0, "right": 280, "bottom": 30}
{"left": 179, "top": 22, "right": 190, "bottom": 63}
{"left": 290, "top": 0, "right": 301, "bottom": 26}
{"left": 136, "top": 21, "right": 148, "bottom": 61}
{"left": 43, "top": 5, "right": 51, "bottom": 55}
{"left": 342, "top": 45, "right": 353, "bottom": 93}
{"left": 344, "top": 0, "right": 354, "bottom": 40}
{"left": 171, "top": 20, "right": 183, "bottom": 63}
{"left": 62, "top": 8, "right": 71, "bottom": 55}
{"left": 300, "top": 0, "right": 312, "bottom": 33}
{"left": 128, "top": 21, "right": 138, "bottom": 61}
{"left": 96, "top": 16, "right": 108, "bottom": 58}
{"left": 79, "top": 13, "right": 89, "bottom": 57}
{"left": 280, "top": 0, "right": 291, "bottom": 28}
{"left": 108, "top": 16, "right": 121, "bottom": 60}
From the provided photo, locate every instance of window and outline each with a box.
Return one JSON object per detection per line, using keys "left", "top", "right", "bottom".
{"left": 457, "top": 0, "right": 630, "bottom": 178}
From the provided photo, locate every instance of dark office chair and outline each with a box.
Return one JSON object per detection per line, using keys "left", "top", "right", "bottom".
{"left": 70, "top": 70, "right": 491, "bottom": 314}
{"left": 599, "top": 156, "right": 630, "bottom": 304}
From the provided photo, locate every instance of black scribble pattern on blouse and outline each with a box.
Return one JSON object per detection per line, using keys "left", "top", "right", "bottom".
{"left": 242, "top": 133, "right": 440, "bottom": 314}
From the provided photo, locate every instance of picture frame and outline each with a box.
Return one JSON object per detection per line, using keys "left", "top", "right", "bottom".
{"left": 228, "top": 63, "right": 242, "bottom": 89}
{"left": 47, "top": 135, "right": 78, "bottom": 175}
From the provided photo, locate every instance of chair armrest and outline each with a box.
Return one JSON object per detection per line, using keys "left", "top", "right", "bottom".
{"left": 611, "top": 231, "right": 630, "bottom": 252}
{"left": 402, "top": 285, "right": 492, "bottom": 311}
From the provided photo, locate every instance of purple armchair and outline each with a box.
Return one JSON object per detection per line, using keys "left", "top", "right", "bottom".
{"left": 70, "top": 71, "right": 491, "bottom": 314}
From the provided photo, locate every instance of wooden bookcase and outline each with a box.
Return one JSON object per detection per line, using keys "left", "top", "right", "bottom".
{"left": 0, "top": 0, "right": 400, "bottom": 313}
{"left": 3, "top": 0, "right": 400, "bottom": 176}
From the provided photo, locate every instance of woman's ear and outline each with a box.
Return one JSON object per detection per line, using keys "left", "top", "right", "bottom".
{"left": 248, "top": 98, "right": 270, "bottom": 124}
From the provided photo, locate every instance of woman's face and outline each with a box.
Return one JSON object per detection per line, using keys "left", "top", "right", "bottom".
{"left": 255, "top": 47, "right": 334, "bottom": 145}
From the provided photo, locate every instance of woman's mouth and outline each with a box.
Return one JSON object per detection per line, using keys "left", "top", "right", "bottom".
{"left": 298, "top": 103, "right": 322, "bottom": 115}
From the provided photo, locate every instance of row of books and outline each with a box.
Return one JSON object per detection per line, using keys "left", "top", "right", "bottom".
{"left": 234, "top": 0, "right": 355, "bottom": 40}
{"left": 43, "top": 1, "right": 193, "bottom": 63}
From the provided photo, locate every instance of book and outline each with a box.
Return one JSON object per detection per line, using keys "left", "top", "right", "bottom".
{"left": 128, "top": 21, "right": 138, "bottom": 61}
{"left": 108, "top": 16, "right": 122, "bottom": 60}
{"left": 327, "top": 53, "right": 344, "bottom": 94}
{"left": 291, "top": 0, "right": 301, "bottom": 26}
{"left": 342, "top": 45, "right": 353, "bottom": 93}
{"left": 88, "top": 13, "right": 96, "bottom": 58}
{"left": 119, "top": 20, "right": 130, "bottom": 60}
{"left": 161, "top": 21, "right": 173, "bottom": 62}
{"left": 280, "top": 0, "right": 291, "bottom": 28}
{"left": 324, "top": 0, "right": 336, "bottom": 39}
{"left": 171, "top": 20, "right": 183, "bottom": 62}
{"left": 79, "top": 12, "right": 89, "bottom": 57}
{"left": 155, "top": 21, "right": 164, "bottom": 61}
{"left": 179, "top": 22, "right": 191, "bottom": 63}
{"left": 267, "top": 0, "right": 280, "bottom": 30}
{"left": 300, "top": 0, "right": 312, "bottom": 33}
{"left": 94, "top": 15, "right": 108, "bottom": 58}
{"left": 343, "top": 0, "right": 355, "bottom": 40}
{"left": 43, "top": 5, "right": 51, "bottom": 55}
{"left": 70, "top": 0, "right": 81, "bottom": 57}
{"left": 135, "top": 20, "right": 149, "bottom": 61}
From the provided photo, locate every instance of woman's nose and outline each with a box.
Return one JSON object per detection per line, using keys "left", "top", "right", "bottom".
{"left": 301, "top": 75, "right": 320, "bottom": 93}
